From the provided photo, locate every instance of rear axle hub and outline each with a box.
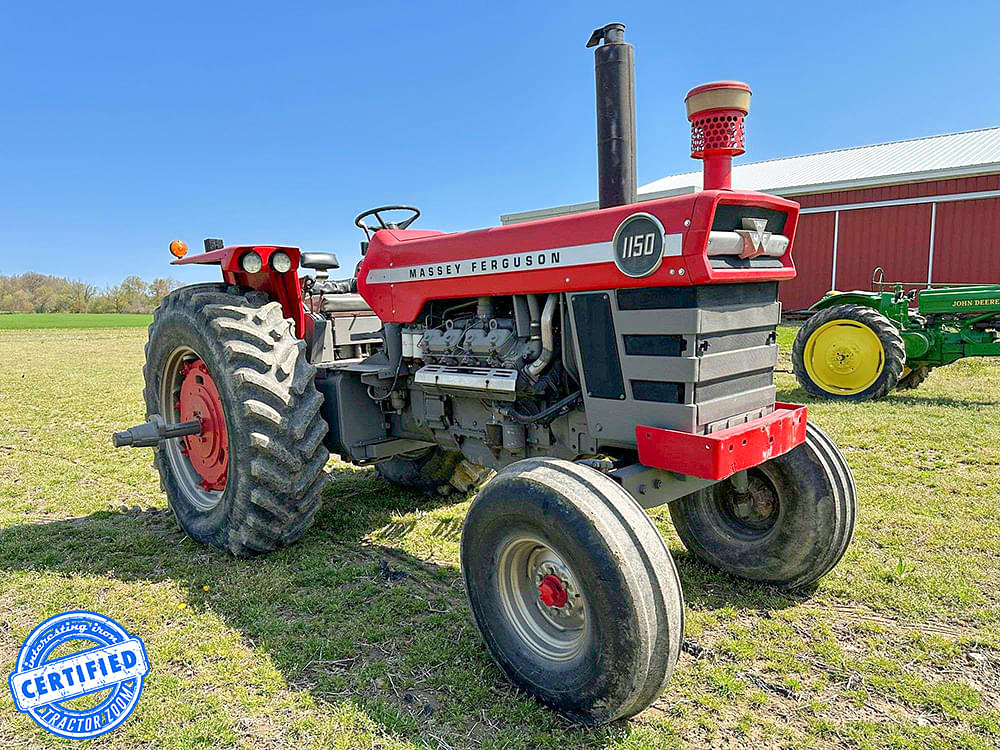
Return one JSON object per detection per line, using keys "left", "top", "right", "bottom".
{"left": 176, "top": 360, "right": 228, "bottom": 491}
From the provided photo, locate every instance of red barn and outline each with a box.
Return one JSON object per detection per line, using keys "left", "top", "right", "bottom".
{"left": 502, "top": 128, "right": 1000, "bottom": 311}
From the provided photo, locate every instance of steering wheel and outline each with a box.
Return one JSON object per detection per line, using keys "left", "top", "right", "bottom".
{"left": 354, "top": 205, "right": 420, "bottom": 239}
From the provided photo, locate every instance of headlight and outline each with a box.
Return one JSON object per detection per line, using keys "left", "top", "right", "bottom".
{"left": 240, "top": 251, "right": 263, "bottom": 274}
{"left": 270, "top": 251, "right": 292, "bottom": 273}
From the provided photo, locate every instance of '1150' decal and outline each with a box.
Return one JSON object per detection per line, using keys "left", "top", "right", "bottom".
{"left": 620, "top": 233, "right": 657, "bottom": 258}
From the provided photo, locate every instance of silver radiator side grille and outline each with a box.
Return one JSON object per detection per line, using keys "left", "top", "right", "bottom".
{"left": 412, "top": 365, "right": 519, "bottom": 402}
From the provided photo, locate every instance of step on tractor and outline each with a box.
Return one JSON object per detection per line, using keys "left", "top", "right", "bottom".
{"left": 793, "top": 265, "right": 1000, "bottom": 401}
{"left": 114, "top": 24, "right": 857, "bottom": 723}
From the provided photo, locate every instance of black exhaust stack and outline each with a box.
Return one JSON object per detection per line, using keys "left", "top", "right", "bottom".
{"left": 587, "top": 23, "right": 636, "bottom": 209}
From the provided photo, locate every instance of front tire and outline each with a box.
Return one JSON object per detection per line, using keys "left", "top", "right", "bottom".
{"left": 669, "top": 423, "right": 857, "bottom": 590}
{"left": 461, "top": 458, "right": 683, "bottom": 724}
{"left": 144, "top": 284, "right": 329, "bottom": 556}
{"left": 792, "top": 304, "right": 905, "bottom": 401}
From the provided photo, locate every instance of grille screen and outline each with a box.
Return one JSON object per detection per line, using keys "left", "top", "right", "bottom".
{"left": 696, "top": 369, "right": 773, "bottom": 402}
{"left": 617, "top": 282, "right": 777, "bottom": 310}
{"left": 710, "top": 256, "right": 785, "bottom": 270}
{"left": 624, "top": 335, "right": 686, "bottom": 357}
{"left": 631, "top": 380, "right": 685, "bottom": 403}
{"left": 711, "top": 204, "right": 788, "bottom": 234}
{"left": 572, "top": 293, "right": 625, "bottom": 400}
{"left": 699, "top": 327, "right": 777, "bottom": 355}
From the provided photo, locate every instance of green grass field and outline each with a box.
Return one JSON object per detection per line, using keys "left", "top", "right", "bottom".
{"left": 0, "top": 313, "right": 152, "bottom": 330}
{"left": 0, "top": 325, "right": 997, "bottom": 749}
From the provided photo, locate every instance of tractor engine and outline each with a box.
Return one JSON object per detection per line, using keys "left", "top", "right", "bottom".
{"left": 378, "top": 294, "right": 569, "bottom": 469}
{"left": 381, "top": 273, "right": 784, "bottom": 473}
{"left": 409, "top": 302, "right": 537, "bottom": 373}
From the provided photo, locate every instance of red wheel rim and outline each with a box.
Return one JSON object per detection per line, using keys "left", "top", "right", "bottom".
{"left": 176, "top": 360, "right": 228, "bottom": 491}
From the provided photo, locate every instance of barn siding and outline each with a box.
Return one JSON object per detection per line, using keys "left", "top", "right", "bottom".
{"left": 833, "top": 204, "right": 932, "bottom": 293}
{"left": 794, "top": 174, "right": 1000, "bottom": 209}
{"left": 782, "top": 213, "right": 836, "bottom": 310}
{"left": 778, "top": 173, "right": 999, "bottom": 309}
{"left": 932, "top": 197, "right": 1000, "bottom": 283}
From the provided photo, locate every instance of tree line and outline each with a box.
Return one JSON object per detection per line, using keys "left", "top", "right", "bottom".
{"left": 0, "top": 273, "right": 183, "bottom": 314}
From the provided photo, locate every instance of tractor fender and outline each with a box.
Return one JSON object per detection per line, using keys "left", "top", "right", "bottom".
{"left": 808, "top": 291, "right": 883, "bottom": 312}
{"left": 172, "top": 245, "right": 308, "bottom": 338}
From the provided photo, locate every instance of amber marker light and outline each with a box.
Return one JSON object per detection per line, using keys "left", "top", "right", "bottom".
{"left": 169, "top": 240, "right": 188, "bottom": 258}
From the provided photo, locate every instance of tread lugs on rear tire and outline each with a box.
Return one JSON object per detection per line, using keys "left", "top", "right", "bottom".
{"left": 461, "top": 458, "right": 684, "bottom": 724}
{"left": 143, "top": 283, "right": 329, "bottom": 556}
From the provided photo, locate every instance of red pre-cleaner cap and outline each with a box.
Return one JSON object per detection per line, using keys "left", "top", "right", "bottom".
{"left": 685, "top": 81, "right": 752, "bottom": 159}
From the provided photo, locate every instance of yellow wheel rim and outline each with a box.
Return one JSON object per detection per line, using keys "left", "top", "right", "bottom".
{"left": 803, "top": 319, "right": 885, "bottom": 395}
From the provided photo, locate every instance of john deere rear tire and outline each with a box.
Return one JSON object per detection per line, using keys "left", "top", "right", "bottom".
{"left": 143, "top": 283, "right": 329, "bottom": 557}
{"left": 375, "top": 448, "right": 464, "bottom": 494}
{"left": 669, "top": 423, "right": 857, "bottom": 590}
{"left": 461, "top": 458, "right": 683, "bottom": 724}
{"left": 792, "top": 304, "right": 905, "bottom": 401}
{"left": 897, "top": 366, "right": 932, "bottom": 390}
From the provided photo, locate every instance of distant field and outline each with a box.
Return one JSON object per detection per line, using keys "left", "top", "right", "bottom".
{"left": 0, "top": 312, "right": 152, "bottom": 329}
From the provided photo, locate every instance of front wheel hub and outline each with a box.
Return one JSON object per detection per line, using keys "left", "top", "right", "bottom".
{"left": 719, "top": 469, "right": 781, "bottom": 537}
{"left": 537, "top": 574, "right": 568, "bottom": 608}
{"left": 495, "top": 536, "right": 588, "bottom": 661}
{"left": 176, "top": 360, "right": 228, "bottom": 491}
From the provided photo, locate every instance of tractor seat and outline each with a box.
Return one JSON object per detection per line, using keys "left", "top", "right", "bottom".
{"left": 300, "top": 252, "right": 340, "bottom": 271}
{"left": 321, "top": 294, "right": 373, "bottom": 313}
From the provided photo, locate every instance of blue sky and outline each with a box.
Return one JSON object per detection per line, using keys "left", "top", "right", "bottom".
{"left": 1, "top": 1, "right": 998, "bottom": 287}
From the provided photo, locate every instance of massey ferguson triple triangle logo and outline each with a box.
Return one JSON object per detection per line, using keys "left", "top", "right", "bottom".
{"left": 738, "top": 217, "right": 772, "bottom": 259}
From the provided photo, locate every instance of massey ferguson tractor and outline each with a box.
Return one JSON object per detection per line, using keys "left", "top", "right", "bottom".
{"left": 114, "top": 24, "right": 857, "bottom": 723}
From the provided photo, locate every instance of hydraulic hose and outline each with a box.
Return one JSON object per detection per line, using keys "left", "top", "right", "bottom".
{"left": 507, "top": 391, "right": 583, "bottom": 426}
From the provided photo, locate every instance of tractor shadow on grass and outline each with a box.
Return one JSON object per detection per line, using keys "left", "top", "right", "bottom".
{"left": 778, "top": 383, "right": 999, "bottom": 410}
{"left": 888, "top": 393, "right": 999, "bottom": 408}
{"left": 0, "top": 466, "right": 814, "bottom": 747}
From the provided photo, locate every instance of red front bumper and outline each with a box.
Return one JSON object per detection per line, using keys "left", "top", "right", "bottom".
{"left": 635, "top": 403, "right": 807, "bottom": 481}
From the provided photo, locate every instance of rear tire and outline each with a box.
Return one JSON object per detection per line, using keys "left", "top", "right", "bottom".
{"left": 792, "top": 304, "right": 905, "bottom": 401}
{"left": 461, "top": 458, "right": 683, "bottom": 724}
{"left": 375, "top": 448, "right": 464, "bottom": 494}
{"left": 144, "top": 283, "right": 329, "bottom": 556}
{"left": 669, "top": 423, "right": 857, "bottom": 590}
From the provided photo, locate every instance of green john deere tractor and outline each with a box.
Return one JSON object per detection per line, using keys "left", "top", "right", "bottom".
{"left": 793, "top": 267, "right": 1000, "bottom": 401}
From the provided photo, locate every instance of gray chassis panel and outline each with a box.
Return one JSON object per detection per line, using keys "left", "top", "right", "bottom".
{"left": 609, "top": 463, "right": 722, "bottom": 508}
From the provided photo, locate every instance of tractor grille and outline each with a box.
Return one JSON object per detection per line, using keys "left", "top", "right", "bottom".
{"left": 568, "top": 282, "right": 780, "bottom": 444}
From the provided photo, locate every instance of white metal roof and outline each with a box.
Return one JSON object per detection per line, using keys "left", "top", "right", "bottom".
{"left": 639, "top": 126, "right": 1000, "bottom": 196}
{"left": 501, "top": 127, "right": 1000, "bottom": 225}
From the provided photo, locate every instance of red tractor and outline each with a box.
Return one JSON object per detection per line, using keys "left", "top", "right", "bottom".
{"left": 115, "top": 24, "right": 856, "bottom": 723}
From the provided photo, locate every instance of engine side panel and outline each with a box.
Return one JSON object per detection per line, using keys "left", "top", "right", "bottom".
{"left": 315, "top": 369, "right": 387, "bottom": 459}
